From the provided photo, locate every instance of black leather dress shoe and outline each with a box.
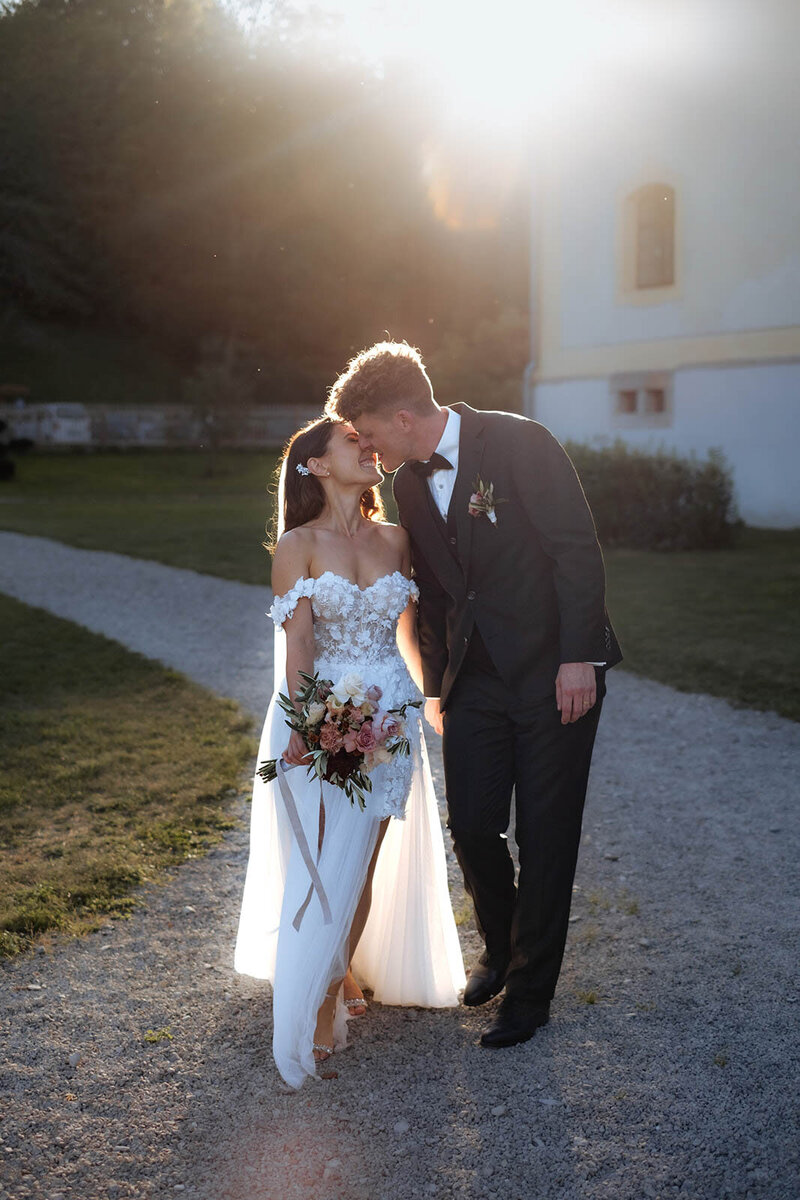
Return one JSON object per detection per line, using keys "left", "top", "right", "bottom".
{"left": 462, "top": 961, "right": 508, "bottom": 1007}
{"left": 479, "top": 996, "right": 550, "bottom": 1048}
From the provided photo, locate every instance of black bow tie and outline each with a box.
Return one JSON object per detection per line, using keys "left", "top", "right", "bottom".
{"left": 410, "top": 452, "right": 453, "bottom": 478}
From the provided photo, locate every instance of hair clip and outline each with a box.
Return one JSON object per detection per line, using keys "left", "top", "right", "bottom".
{"left": 295, "top": 462, "right": 311, "bottom": 476}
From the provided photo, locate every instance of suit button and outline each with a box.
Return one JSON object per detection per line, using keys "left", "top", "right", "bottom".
{"left": 463, "top": 636, "right": 469, "bottom": 645}
{"left": 449, "top": 537, "right": 457, "bottom": 545}
{"left": 467, "top": 590, "right": 476, "bottom": 601}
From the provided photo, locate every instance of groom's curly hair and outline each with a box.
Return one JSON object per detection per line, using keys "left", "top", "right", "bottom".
{"left": 326, "top": 341, "right": 435, "bottom": 421}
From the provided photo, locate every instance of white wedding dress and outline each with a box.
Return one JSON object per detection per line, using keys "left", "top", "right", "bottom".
{"left": 234, "top": 570, "right": 465, "bottom": 1089}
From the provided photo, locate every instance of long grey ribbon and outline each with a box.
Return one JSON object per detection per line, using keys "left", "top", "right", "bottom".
{"left": 275, "top": 759, "right": 332, "bottom": 930}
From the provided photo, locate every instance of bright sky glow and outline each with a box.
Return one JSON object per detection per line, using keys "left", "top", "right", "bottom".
{"left": 251, "top": 0, "right": 717, "bottom": 130}
{"left": 225, "top": 0, "right": 723, "bottom": 230}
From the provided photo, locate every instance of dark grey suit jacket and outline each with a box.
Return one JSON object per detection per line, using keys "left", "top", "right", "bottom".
{"left": 393, "top": 403, "right": 622, "bottom": 708}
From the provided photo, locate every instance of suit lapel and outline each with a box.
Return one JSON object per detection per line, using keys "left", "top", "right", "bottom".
{"left": 449, "top": 404, "right": 486, "bottom": 581}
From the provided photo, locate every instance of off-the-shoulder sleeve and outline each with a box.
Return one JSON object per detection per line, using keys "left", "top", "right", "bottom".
{"left": 268, "top": 576, "right": 315, "bottom": 627}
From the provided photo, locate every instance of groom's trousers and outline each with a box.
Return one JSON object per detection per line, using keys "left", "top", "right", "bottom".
{"left": 442, "top": 644, "right": 605, "bottom": 1005}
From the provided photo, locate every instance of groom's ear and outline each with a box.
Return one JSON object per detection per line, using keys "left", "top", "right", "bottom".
{"left": 394, "top": 409, "right": 413, "bottom": 432}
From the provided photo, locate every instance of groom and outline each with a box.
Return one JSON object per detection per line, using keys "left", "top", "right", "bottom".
{"left": 328, "top": 342, "right": 621, "bottom": 1048}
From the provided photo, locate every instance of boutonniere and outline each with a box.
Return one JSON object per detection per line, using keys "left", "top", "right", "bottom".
{"left": 468, "top": 477, "right": 507, "bottom": 526}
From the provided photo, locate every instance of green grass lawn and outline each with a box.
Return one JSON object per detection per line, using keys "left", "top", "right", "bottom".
{"left": 2, "top": 450, "right": 798, "bottom": 721}
{"left": 0, "top": 594, "right": 255, "bottom": 957}
{"left": 0, "top": 448, "right": 281, "bottom": 584}
{"left": 605, "top": 527, "right": 800, "bottom": 721}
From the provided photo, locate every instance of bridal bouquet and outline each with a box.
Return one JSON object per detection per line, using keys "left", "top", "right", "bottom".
{"left": 258, "top": 670, "right": 421, "bottom": 809}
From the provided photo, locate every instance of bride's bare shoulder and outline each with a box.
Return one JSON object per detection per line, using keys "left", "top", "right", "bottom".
{"left": 372, "top": 520, "right": 411, "bottom": 573}
{"left": 274, "top": 525, "right": 315, "bottom": 556}
{"left": 272, "top": 527, "right": 315, "bottom": 587}
{"left": 372, "top": 520, "right": 409, "bottom": 550}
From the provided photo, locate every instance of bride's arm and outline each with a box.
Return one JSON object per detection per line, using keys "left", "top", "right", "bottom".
{"left": 396, "top": 601, "right": 424, "bottom": 694}
{"left": 393, "top": 526, "right": 445, "bottom": 735}
{"left": 394, "top": 527, "right": 425, "bottom": 694}
{"left": 272, "top": 532, "right": 315, "bottom": 764}
{"left": 397, "top": 567, "right": 443, "bottom": 734}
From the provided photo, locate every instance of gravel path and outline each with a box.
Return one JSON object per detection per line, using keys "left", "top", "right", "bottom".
{"left": 1, "top": 531, "right": 798, "bottom": 1200}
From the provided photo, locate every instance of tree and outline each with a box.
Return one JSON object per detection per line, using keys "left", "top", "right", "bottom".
{"left": 181, "top": 335, "right": 255, "bottom": 473}
{"left": 0, "top": 0, "right": 530, "bottom": 406}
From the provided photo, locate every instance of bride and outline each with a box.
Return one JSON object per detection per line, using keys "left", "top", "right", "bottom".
{"left": 234, "top": 414, "right": 465, "bottom": 1088}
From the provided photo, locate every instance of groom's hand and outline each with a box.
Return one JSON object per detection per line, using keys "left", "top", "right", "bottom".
{"left": 556, "top": 663, "right": 597, "bottom": 725}
{"left": 424, "top": 697, "right": 444, "bottom": 736}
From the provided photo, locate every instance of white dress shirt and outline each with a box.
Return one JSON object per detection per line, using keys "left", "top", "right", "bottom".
{"left": 426, "top": 408, "right": 461, "bottom": 519}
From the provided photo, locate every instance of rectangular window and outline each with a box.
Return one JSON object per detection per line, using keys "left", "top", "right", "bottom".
{"left": 635, "top": 186, "right": 675, "bottom": 290}
{"left": 643, "top": 388, "right": 666, "bottom": 414}
{"left": 620, "top": 182, "right": 678, "bottom": 302}
{"left": 611, "top": 373, "right": 673, "bottom": 428}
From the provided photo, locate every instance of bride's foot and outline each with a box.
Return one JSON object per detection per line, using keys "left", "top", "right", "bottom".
{"left": 343, "top": 968, "right": 367, "bottom": 1017}
{"left": 313, "top": 992, "right": 336, "bottom": 1063}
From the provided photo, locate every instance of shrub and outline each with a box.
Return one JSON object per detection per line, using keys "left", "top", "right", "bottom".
{"left": 564, "top": 440, "right": 740, "bottom": 551}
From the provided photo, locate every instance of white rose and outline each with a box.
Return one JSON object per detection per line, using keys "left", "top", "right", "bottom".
{"left": 306, "top": 701, "right": 326, "bottom": 724}
{"left": 331, "top": 671, "right": 366, "bottom": 706}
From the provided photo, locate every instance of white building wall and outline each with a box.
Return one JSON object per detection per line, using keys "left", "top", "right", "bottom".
{"left": 548, "top": 24, "right": 800, "bottom": 352}
{"left": 529, "top": 8, "right": 800, "bottom": 529}
{"left": 531, "top": 362, "right": 800, "bottom": 528}
{"left": 556, "top": 104, "right": 800, "bottom": 350}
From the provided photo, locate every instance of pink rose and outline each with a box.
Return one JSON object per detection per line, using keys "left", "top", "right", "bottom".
{"left": 370, "top": 709, "right": 386, "bottom": 743}
{"left": 343, "top": 703, "right": 364, "bottom": 725}
{"left": 355, "top": 722, "right": 377, "bottom": 754}
{"left": 319, "top": 722, "right": 344, "bottom": 753}
{"left": 380, "top": 712, "right": 401, "bottom": 739}
{"left": 343, "top": 728, "right": 360, "bottom": 754}
{"left": 372, "top": 710, "right": 400, "bottom": 744}
{"left": 365, "top": 684, "right": 383, "bottom": 705}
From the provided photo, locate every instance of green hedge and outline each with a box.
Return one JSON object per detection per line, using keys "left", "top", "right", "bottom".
{"left": 565, "top": 440, "right": 740, "bottom": 551}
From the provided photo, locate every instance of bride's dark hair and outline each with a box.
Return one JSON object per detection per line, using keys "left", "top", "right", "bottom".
{"left": 264, "top": 415, "right": 385, "bottom": 553}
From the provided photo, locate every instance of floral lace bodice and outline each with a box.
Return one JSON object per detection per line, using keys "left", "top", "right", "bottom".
{"left": 270, "top": 570, "right": 419, "bottom": 666}
{"left": 269, "top": 570, "right": 422, "bottom": 818}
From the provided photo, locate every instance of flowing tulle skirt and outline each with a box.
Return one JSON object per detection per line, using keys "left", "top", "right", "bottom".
{"left": 234, "top": 684, "right": 465, "bottom": 1089}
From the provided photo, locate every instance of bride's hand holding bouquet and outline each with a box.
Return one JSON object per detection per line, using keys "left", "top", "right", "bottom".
{"left": 259, "top": 669, "right": 421, "bottom": 809}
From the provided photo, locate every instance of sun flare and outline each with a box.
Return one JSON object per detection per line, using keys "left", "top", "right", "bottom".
{"left": 242, "top": 0, "right": 715, "bottom": 131}
{"left": 222, "top": 0, "right": 720, "bottom": 229}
